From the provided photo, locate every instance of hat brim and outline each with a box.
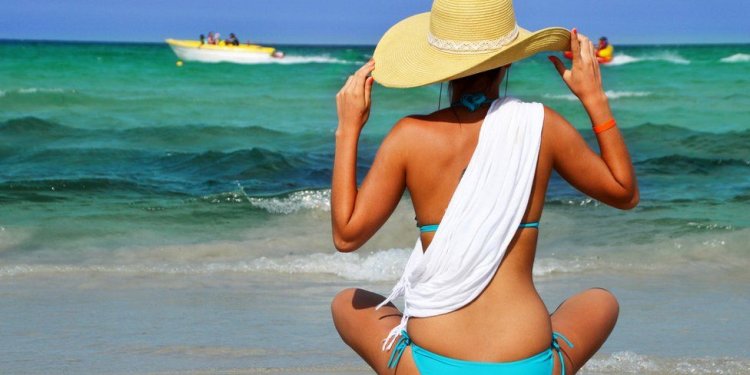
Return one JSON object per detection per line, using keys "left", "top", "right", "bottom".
{"left": 372, "top": 12, "right": 571, "bottom": 88}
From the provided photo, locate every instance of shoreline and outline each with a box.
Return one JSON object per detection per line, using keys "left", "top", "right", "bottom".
{"left": 1, "top": 270, "right": 748, "bottom": 374}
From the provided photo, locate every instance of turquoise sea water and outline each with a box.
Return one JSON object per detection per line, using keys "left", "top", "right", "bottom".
{"left": 1, "top": 41, "right": 749, "bottom": 374}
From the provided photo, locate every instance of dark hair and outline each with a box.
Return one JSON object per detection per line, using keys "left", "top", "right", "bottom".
{"left": 449, "top": 67, "right": 504, "bottom": 102}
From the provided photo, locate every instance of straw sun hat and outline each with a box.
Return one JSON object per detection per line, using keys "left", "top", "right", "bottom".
{"left": 372, "top": 0, "right": 571, "bottom": 88}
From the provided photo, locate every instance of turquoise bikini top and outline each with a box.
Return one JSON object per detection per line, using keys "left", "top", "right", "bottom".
{"left": 418, "top": 222, "right": 539, "bottom": 233}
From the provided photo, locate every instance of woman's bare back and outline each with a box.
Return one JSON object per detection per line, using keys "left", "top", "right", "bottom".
{"left": 330, "top": 29, "right": 637, "bottom": 374}
{"left": 395, "top": 103, "right": 556, "bottom": 362}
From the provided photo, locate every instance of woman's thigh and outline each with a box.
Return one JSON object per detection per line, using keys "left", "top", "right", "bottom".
{"left": 550, "top": 288, "right": 620, "bottom": 374}
{"left": 331, "top": 288, "right": 418, "bottom": 375}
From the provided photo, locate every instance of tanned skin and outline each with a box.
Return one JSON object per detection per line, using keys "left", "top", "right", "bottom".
{"left": 331, "top": 29, "right": 637, "bottom": 375}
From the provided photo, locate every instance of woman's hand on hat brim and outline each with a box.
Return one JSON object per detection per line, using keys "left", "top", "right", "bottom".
{"left": 548, "top": 29, "right": 608, "bottom": 109}
{"left": 336, "top": 60, "right": 376, "bottom": 136}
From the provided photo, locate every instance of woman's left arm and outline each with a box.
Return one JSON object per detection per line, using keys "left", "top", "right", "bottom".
{"left": 331, "top": 61, "right": 407, "bottom": 252}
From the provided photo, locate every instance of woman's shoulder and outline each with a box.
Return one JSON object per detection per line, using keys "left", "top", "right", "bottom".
{"left": 379, "top": 110, "right": 458, "bottom": 155}
{"left": 375, "top": 115, "right": 428, "bottom": 154}
{"left": 398, "top": 108, "right": 455, "bottom": 125}
{"left": 388, "top": 110, "right": 455, "bottom": 135}
{"left": 540, "top": 104, "right": 571, "bottom": 131}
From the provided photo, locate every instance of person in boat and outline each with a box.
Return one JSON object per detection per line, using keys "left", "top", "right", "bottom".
{"left": 226, "top": 33, "right": 240, "bottom": 46}
{"left": 207, "top": 32, "right": 216, "bottom": 45}
{"left": 598, "top": 36, "right": 609, "bottom": 50}
{"left": 596, "top": 36, "right": 614, "bottom": 61}
{"left": 330, "top": 0, "right": 638, "bottom": 374}
{"left": 199, "top": 34, "right": 205, "bottom": 45}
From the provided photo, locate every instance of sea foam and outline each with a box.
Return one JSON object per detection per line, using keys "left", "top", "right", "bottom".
{"left": 608, "top": 52, "right": 690, "bottom": 66}
{"left": 3, "top": 226, "right": 749, "bottom": 280}
{"left": 203, "top": 188, "right": 331, "bottom": 214}
{"left": 248, "top": 189, "right": 331, "bottom": 214}
{"left": 720, "top": 53, "right": 750, "bottom": 63}
{"left": 0, "top": 87, "right": 75, "bottom": 97}
{"left": 0, "top": 249, "right": 409, "bottom": 281}
{"left": 544, "top": 91, "right": 651, "bottom": 101}
{"left": 583, "top": 351, "right": 750, "bottom": 374}
{"left": 0, "top": 251, "right": 602, "bottom": 281}
{"left": 236, "top": 55, "right": 351, "bottom": 65}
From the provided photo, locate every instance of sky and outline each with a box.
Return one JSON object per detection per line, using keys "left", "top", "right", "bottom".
{"left": 1, "top": 0, "right": 749, "bottom": 45}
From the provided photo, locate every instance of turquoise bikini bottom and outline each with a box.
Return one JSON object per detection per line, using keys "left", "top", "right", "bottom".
{"left": 387, "top": 330, "right": 573, "bottom": 375}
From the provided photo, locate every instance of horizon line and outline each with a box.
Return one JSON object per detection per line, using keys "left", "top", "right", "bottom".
{"left": 2, "top": 38, "right": 750, "bottom": 48}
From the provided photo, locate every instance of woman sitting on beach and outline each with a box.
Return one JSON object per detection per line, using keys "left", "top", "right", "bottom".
{"left": 330, "top": 0, "right": 638, "bottom": 374}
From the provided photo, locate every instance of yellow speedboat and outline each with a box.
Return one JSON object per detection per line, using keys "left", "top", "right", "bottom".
{"left": 165, "top": 39, "right": 284, "bottom": 64}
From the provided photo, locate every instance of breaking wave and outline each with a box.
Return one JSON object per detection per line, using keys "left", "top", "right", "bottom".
{"left": 582, "top": 351, "right": 750, "bottom": 374}
{"left": 543, "top": 91, "right": 651, "bottom": 101}
{"left": 0, "top": 250, "right": 606, "bottom": 281}
{"left": 0, "top": 87, "right": 77, "bottom": 97}
{"left": 608, "top": 52, "right": 690, "bottom": 66}
{"left": 243, "top": 55, "right": 350, "bottom": 65}
{"left": 720, "top": 53, "right": 750, "bottom": 63}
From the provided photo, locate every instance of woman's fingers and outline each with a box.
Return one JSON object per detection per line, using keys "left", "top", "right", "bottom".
{"left": 343, "top": 75, "right": 355, "bottom": 95}
{"left": 579, "top": 35, "right": 592, "bottom": 66}
{"left": 347, "top": 61, "right": 375, "bottom": 98}
{"left": 335, "top": 61, "right": 376, "bottom": 131}
{"left": 358, "top": 60, "right": 375, "bottom": 78}
{"left": 364, "top": 76, "right": 374, "bottom": 108}
{"left": 360, "top": 62, "right": 375, "bottom": 111}
{"left": 570, "top": 28, "right": 581, "bottom": 63}
{"left": 350, "top": 68, "right": 366, "bottom": 95}
{"left": 594, "top": 49, "right": 602, "bottom": 78}
{"left": 583, "top": 38, "right": 600, "bottom": 80}
{"left": 548, "top": 55, "right": 568, "bottom": 78}
{"left": 353, "top": 61, "right": 375, "bottom": 92}
{"left": 589, "top": 41, "right": 597, "bottom": 71}
{"left": 361, "top": 62, "right": 375, "bottom": 90}
{"left": 337, "top": 76, "right": 352, "bottom": 99}
{"left": 552, "top": 29, "right": 606, "bottom": 103}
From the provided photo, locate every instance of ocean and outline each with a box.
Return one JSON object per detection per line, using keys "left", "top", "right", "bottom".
{"left": 0, "top": 40, "right": 749, "bottom": 374}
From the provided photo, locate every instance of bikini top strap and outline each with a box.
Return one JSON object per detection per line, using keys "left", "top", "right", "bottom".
{"left": 452, "top": 93, "right": 492, "bottom": 112}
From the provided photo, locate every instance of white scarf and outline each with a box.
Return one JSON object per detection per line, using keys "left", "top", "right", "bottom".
{"left": 378, "top": 97, "right": 544, "bottom": 350}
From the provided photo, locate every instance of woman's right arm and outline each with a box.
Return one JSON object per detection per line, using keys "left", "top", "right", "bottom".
{"left": 546, "top": 29, "right": 639, "bottom": 209}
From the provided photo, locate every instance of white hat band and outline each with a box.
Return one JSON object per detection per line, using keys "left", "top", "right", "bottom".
{"left": 427, "top": 24, "right": 520, "bottom": 54}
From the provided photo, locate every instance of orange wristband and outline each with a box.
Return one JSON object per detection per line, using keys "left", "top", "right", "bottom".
{"left": 592, "top": 119, "right": 617, "bottom": 134}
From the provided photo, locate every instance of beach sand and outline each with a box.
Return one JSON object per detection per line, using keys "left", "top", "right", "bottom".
{"left": 3, "top": 257, "right": 749, "bottom": 374}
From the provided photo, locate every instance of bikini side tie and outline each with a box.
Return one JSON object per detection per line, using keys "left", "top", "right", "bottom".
{"left": 551, "top": 332, "right": 575, "bottom": 375}
{"left": 386, "top": 330, "right": 411, "bottom": 369}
